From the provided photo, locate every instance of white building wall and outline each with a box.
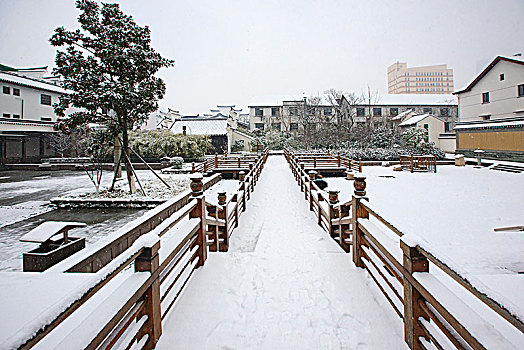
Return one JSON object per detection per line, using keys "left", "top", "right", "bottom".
{"left": 458, "top": 60, "right": 524, "bottom": 122}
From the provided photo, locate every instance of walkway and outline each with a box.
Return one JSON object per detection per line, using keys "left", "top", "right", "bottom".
{"left": 157, "top": 155, "right": 406, "bottom": 349}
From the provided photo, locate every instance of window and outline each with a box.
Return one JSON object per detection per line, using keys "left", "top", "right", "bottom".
{"left": 500, "top": 74, "right": 505, "bottom": 81}
{"left": 444, "top": 122, "right": 451, "bottom": 132}
{"left": 423, "top": 107, "right": 432, "bottom": 114}
{"left": 3, "top": 86, "right": 10, "bottom": 94}
{"left": 41, "top": 117, "right": 52, "bottom": 121}
{"left": 423, "top": 124, "right": 429, "bottom": 130}
{"left": 390, "top": 107, "right": 398, "bottom": 116}
{"left": 272, "top": 123, "right": 281, "bottom": 131}
{"left": 518, "top": 84, "right": 524, "bottom": 97}
{"left": 482, "top": 92, "right": 490, "bottom": 103}
{"left": 482, "top": 115, "right": 491, "bottom": 120}
{"left": 101, "top": 108, "right": 109, "bottom": 115}
{"left": 13, "top": 88, "right": 20, "bottom": 96}
{"left": 323, "top": 107, "right": 332, "bottom": 116}
{"left": 41, "top": 94, "right": 52, "bottom": 105}
{"left": 290, "top": 123, "right": 298, "bottom": 131}
{"left": 271, "top": 107, "right": 279, "bottom": 116}
{"left": 3, "top": 113, "right": 10, "bottom": 118}
{"left": 254, "top": 123, "right": 264, "bottom": 130}
{"left": 373, "top": 107, "right": 382, "bottom": 116}
{"left": 440, "top": 108, "right": 449, "bottom": 117}
{"left": 289, "top": 107, "right": 298, "bottom": 116}
{"left": 356, "top": 107, "right": 365, "bottom": 116}
{"left": 254, "top": 107, "right": 263, "bottom": 116}
{"left": 13, "top": 114, "right": 20, "bottom": 119}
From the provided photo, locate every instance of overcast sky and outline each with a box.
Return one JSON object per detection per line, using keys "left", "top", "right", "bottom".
{"left": 1, "top": 0, "right": 523, "bottom": 115}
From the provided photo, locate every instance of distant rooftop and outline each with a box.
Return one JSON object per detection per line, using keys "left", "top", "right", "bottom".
{"left": 171, "top": 118, "right": 228, "bottom": 136}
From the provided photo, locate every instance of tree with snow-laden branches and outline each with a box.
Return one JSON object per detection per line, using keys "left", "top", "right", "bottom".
{"left": 50, "top": 0, "right": 174, "bottom": 193}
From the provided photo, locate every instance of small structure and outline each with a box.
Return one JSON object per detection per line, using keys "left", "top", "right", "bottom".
{"left": 399, "top": 155, "right": 437, "bottom": 173}
{"left": 20, "top": 221, "right": 86, "bottom": 272}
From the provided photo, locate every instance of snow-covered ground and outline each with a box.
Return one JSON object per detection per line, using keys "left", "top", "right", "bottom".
{"left": 158, "top": 156, "right": 406, "bottom": 349}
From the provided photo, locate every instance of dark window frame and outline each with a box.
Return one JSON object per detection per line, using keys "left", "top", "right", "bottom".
{"left": 13, "top": 114, "right": 20, "bottom": 119}
{"left": 3, "top": 86, "right": 10, "bottom": 94}
{"left": 440, "top": 108, "right": 449, "bottom": 117}
{"left": 41, "top": 94, "right": 52, "bottom": 106}
{"left": 41, "top": 116, "right": 52, "bottom": 121}
{"left": 271, "top": 107, "right": 279, "bottom": 116}
{"left": 482, "top": 92, "right": 490, "bottom": 103}
{"left": 423, "top": 107, "right": 433, "bottom": 114}
{"left": 12, "top": 88, "right": 20, "bottom": 96}
{"left": 500, "top": 73, "right": 505, "bottom": 81}
{"left": 390, "top": 107, "right": 398, "bottom": 116}
{"left": 372, "top": 107, "right": 382, "bottom": 116}
{"left": 356, "top": 107, "right": 365, "bottom": 116}
{"left": 3, "top": 113, "right": 10, "bottom": 118}
{"left": 518, "top": 84, "right": 524, "bottom": 97}
{"left": 254, "top": 107, "right": 263, "bottom": 116}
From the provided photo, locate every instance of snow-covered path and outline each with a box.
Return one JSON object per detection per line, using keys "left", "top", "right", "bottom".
{"left": 158, "top": 156, "right": 406, "bottom": 349}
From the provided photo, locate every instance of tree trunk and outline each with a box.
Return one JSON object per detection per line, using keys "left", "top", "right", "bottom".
{"left": 121, "top": 120, "right": 136, "bottom": 194}
{"left": 114, "top": 135, "right": 122, "bottom": 179}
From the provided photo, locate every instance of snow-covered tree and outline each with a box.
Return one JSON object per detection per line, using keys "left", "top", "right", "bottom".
{"left": 50, "top": 0, "right": 174, "bottom": 193}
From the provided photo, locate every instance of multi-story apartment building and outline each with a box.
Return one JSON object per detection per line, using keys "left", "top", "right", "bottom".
{"left": 453, "top": 54, "right": 524, "bottom": 160}
{"left": 249, "top": 94, "right": 458, "bottom": 133}
{"left": 1, "top": 65, "right": 69, "bottom": 163}
{"left": 388, "top": 62, "right": 454, "bottom": 94}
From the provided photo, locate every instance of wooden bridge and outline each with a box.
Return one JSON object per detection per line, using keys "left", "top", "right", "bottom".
{"left": 8, "top": 150, "right": 524, "bottom": 350}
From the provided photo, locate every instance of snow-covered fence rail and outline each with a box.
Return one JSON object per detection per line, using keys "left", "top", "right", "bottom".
{"left": 192, "top": 150, "right": 268, "bottom": 174}
{"left": 399, "top": 155, "right": 437, "bottom": 173}
{"left": 18, "top": 177, "right": 209, "bottom": 350}
{"left": 285, "top": 150, "right": 524, "bottom": 349}
{"left": 56, "top": 173, "right": 221, "bottom": 273}
{"left": 353, "top": 197, "right": 524, "bottom": 349}
{"left": 284, "top": 148, "right": 362, "bottom": 173}
{"left": 204, "top": 149, "right": 268, "bottom": 251}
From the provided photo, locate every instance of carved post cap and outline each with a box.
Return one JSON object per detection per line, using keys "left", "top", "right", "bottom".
{"left": 353, "top": 173, "right": 367, "bottom": 197}
{"left": 249, "top": 163, "right": 253, "bottom": 170}
{"left": 239, "top": 171, "right": 246, "bottom": 181}
{"left": 300, "top": 163, "right": 305, "bottom": 170}
{"left": 345, "top": 169, "right": 354, "bottom": 180}
{"left": 217, "top": 191, "right": 227, "bottom": 205}
{"left": 308, "top": 170, "right": 317, "bottom": 180}
{"left": 328, "top": 190, "right": 340, "bottom": 204}
{"left": 190, "top": 173, "right": 204, "bottom": 196}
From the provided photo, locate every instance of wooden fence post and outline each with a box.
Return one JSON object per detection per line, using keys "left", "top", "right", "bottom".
{"left": 191, "top": 162, "right": 195, "bottom": 173}
{"left": 135, "top": 240, "right": 162, "bottom": 349}
{"left": 189, "top": 174, "right": 207, "bottom": 267}
{"left": 217, "top": 192, "right": 228, "bottom": 252}
{"left": 239, "top": 171, "right": 247, "bottom": 211}
{"left": 352, "top": 174, "right": 368, "bottom": 268}
{"left": 300, "top": 163, "right": 305, "bottom": 191}
{"left": 337, "top": 155, "right": 341, "bottom": 167}
{"left": 410, "top": 155, "right": 414, "bottom": 173}
{"left": 308, "top": 171, "right": 316, "bottom": 211}
{"left": 206, "top": 204, "right": 218, "bottom": 252}
{"left": 401, "top": 241, "right": 429, "bottom": 350}
{"left": 328, "top": 190, "right": 339, "bottom": 238}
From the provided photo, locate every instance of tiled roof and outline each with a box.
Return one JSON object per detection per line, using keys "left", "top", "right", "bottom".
{"left": 171, "top": 118, "right": 228, "bottom": 136}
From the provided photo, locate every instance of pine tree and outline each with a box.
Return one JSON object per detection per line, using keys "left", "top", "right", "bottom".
{"left": 50, "top": 0, "right": 174, "bottom": 193}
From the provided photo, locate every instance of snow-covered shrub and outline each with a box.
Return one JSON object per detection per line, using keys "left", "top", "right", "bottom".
{"left": 170, "top": 157, "right": 184, "bottom": 169}
{"left": 129, "top": 130, "right": 213, "bottom": 159}
{"left": 231, "top": 140, "right": 245, "bottom": 152}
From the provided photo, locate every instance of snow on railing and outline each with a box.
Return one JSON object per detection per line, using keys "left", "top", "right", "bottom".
{"left": 19, "top": 175, "right": 210, "bottom": 350}
{"left": 204, "top": 149, "right": 269, "bottom": 252}
{"left": 285, "top": 148, "right": 524, "bottom": 350}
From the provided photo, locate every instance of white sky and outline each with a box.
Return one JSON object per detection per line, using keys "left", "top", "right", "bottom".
{"left": 1, "top": 0, "right": 523, "bottom": 115}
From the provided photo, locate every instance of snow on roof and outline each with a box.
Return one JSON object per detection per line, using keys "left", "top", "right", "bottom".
{"left": 0, "top": 71, "right": 67, "bottom": 94}
{"left": 375, "top": 94, "right": 457, "bottom": 106}
{"left": 391, "top": 109, "right": 413, "bottom": 121}
{"left": 399, "top": 113, "right": 432, "bottom": 126}
{"left": 171, "top": 118, "right": 228, "bottom": 136}
{"left": 454, "top": 119, "right": 524, "bottom": 130}
{"left": 20, "top": 221, "right": 87, "bottom": 243}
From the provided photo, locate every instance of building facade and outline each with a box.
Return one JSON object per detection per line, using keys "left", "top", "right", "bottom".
{"left": 453, "top": 55, "right": 524, "bottom": 161}
{"left": 248, "top": 94, "right": 458, "bottom": 135}
{"left": 388, "top": 62, "right": 454, "bottom": 94}
{"left": 1, "top": 67, "right": 69, "bottom": 164}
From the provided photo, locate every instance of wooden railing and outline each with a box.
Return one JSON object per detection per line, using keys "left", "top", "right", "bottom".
{"left": 284, "top": 148, "right": 362, "bottom": 173}
{"left": 54, "top": 174, "right": 222, "bottom": 273}
{"left": 204, "top": 149, "right": 268, "bottom": 252}
{"left": 399, "top": 155, "right": 437, "bottom": 173}
{"left": 19, "top": 157, "right": 270, "bottom": 349}
{"left": 286, "top": 150, "right": 524, "bottom": 349}
{"left": 192, "top": 151, "right": 268, "bottom": 174}
{"left": 20, "top": 177, "right": 208, "bottom": 350}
